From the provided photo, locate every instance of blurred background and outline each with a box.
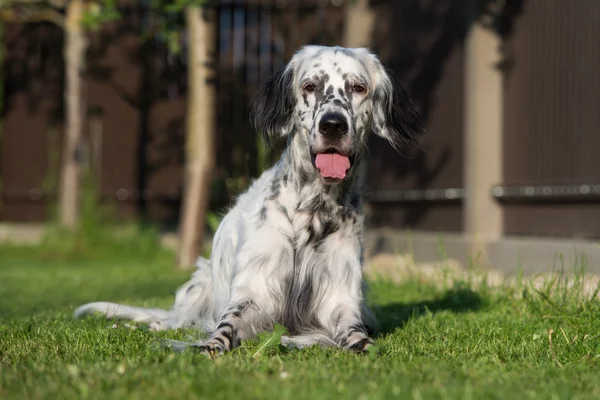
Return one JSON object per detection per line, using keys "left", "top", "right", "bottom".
{"left": 0, "top": 0, "right": 599, "bottom": 272}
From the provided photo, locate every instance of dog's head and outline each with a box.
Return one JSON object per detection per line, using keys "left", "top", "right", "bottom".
{"left": 250, "top": 45, "right": 424, "bottom": 184}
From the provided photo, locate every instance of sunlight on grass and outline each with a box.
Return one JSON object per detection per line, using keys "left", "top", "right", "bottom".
{"left": 1, "top": 235, "right": 600, "bottom": 399}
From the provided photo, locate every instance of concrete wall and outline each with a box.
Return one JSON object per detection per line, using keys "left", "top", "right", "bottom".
{"left": 365, "top": 229, "right": 600, "bottom": 276}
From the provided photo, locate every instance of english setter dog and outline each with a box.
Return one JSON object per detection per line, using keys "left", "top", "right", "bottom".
{"left": 75, "top": 45, "right": 424, "bottom": 355}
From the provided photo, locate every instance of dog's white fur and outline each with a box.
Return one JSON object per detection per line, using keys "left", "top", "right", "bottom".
{"left": 74, "top": 45, "right": 424, "bottom": 354}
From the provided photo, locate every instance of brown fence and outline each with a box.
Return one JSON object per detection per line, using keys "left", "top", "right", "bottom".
{"left": 0, "top": 0, "right": 467, "bottom": 233}
{"left": 500, "top": 0, "right": 600, "bottom": 238}
{"left": 8, "top": 1, "right": 597, "bottom": 240}
{"left": 363, "top": 0, "right": 467, "bottom": 233}
{"left": 0, "top": 1, "right": 348, "bottom": 225}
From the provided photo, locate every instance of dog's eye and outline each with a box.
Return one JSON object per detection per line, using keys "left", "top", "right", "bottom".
{"left": 353, "top": 84, "right": 366, "bottom": 93}
{"left": 303, "top": 83, "right": 316, "bottom": 93}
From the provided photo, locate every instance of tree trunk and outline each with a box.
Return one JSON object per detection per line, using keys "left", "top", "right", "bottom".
{"left": 177, "top": 6, "right": 216, "bottom": 269}
{"left": 59, "top": 0, "right": 85, "bottom": 228}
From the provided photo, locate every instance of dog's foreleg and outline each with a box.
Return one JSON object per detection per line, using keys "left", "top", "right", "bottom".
{"left": 324, "top": 280, "right": 375, "bottom": 353}
{"left": 320, "top": 233, "right": 376, "bottom": 353}
{"left": 333, "top": 306, "right": 375, "bottom": 352}
{"left": 193, "top": 233, "right": 293, "bottom": 356}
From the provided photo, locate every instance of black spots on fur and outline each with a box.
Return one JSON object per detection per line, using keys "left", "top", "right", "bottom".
{"left": 302, "top": 93, "right": 309, "bottom": 107}
{"left": 348, "top": 337, "right": 371, "bottom": 351}
{"left": 333, "top": 98, "right": 350, "bottom": 113}
{"left": 311, "top": 79, "right": 330, "bottom": 114}
{"left": 347, "top": 323, "right": 366, "bottom": 337}
{"left": 276, "top": 202, "right": 292, "bottom": 223}
{"left": 281, "top": 261, "right": 321, "bottom": 335}
{"left": 321, "top": 219, "right": 337, "bottom": 238}
{"left": 344, "top": 80, "right": 354, "bottom": 99}
{"left": 342, "top": 73, "right": 348, "bottom": 80}
{"left": 334, "top": 320, "right": 367, "bottom": 344}
{"left": 296, "top": 276, "right": 315, "bottom": 320}
{"left": 221, "top": 328, "right": 233, "bottom": 345}
{"left": 298, "top": 168, "right": 311, "bottom": 188}
{"left": 216, "top": 321, "right": 234, "bottom": 330}
{"left": 339, "top": 208, "right": 356, "bottom": 224}
{"left": 313, "top": 101, "right": 320, "bottom": 114}
{"left": 306, "top": 211, "right": 341, "bottom": 248}
{"left": 297, "top": 192, "right": 361, "bottom": 249}
{"left": 338, "top": 88, "right": 345, "bottom": 98}
{"left": 186, "top": 284, "right": 196, "bottom": 294}
{"left": 306, "top": 224, "right": 317, "bottom": 244}
{"left": 313, "top": 63, "right": 321, "bottom": 68}
{"left": 259, "top": 206, "right": 268, "bottom": 224}
{"left": 302, "top": 196, "right": 320, "bottom": 214}
{"left": 268, "top": 178, "right": 281, "bottom": 200}
{"left": 326, "top": 85, "right": 333, "bottom": 96}
{"left": 337, "top": 48, "right": 353, "bottom": 57}
{"left": 213, "top": 336, "right": 226, "bottom": 347}
{"left": 249, "top": 253, "right": 271, "bottom": 273}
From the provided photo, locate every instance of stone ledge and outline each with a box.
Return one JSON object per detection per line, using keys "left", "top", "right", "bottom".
{"left": 0, "top": 223, "right": 45, "bottom": 245}
{"left": 365, "top": 229, "right": 600, "bottom": 276}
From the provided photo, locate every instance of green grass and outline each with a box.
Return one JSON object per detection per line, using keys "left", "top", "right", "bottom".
{"left": 1, "top": 237, "right": 600, "bottom": 400}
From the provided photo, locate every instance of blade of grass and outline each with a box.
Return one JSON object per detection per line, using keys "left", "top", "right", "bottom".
{"left": 251, "top": 324, "right": 287, "bottom": 359}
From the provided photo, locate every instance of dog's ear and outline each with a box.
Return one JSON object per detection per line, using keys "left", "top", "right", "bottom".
{"left": 250, "top": 66, "right": 296, "bottom": 146}
{"left": 369, "top": 57, "right": 426, "bottom": 151}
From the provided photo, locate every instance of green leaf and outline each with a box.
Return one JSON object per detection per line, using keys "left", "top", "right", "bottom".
{"left": 251, "top": 324, "right": 287, "bottom": 359}
{"left": 81, "top": 0, "right": 121, "bottom": 31}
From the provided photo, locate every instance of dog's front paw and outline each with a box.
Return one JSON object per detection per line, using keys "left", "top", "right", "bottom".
{"left": 191, "top": 340, "right": 227, "bottom": 359}
{"left": 348, "top": 337, "right": 377, "bottom": 354}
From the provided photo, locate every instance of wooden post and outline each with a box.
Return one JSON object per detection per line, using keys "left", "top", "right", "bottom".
{"left": 59, "top": 0, "right": 85, "bottom": 228}
{"left": 343, "top": 0, "right": 374, "bottom": 48}
{"left": 177, "top": 5, "right": 216, "bottom": 269}
{"left": 463, "top": 17, "right": 504, "bottom": 243}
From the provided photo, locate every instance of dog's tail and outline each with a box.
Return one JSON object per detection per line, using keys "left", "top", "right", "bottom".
{"left": 74, "top": 302, "right": 170, "bottom": 324}
{"left": 74, "top": 256, "right": 215, "bottom": 331}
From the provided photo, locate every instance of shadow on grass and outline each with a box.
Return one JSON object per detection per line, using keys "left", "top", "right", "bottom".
{"left": 373, "top": 287, "right": 484, "bottom": 336}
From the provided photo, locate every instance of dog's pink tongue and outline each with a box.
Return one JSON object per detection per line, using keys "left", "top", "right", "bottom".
{"left": 315, "top": 153, "right": 350, "bottom": 179}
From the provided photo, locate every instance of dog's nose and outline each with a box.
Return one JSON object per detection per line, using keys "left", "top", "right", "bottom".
{"left": 318, "top": 113, "right": 349, "bottom": 137}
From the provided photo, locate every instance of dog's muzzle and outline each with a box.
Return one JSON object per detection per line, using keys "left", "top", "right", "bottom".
{"left": 318, "top": 112, "right": 349, "bottom": 138}
{"left": 311, "top": 112, "right": 353, "bottom": 181}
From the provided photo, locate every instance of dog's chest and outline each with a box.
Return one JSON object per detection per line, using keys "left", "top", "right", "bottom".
{"left": 268, "top": 184, "right": 362, "bottom": 251}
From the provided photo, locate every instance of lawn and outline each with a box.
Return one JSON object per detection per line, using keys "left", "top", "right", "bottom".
{"left": 1, "top": 230, "right": 600, "bottom": 400}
